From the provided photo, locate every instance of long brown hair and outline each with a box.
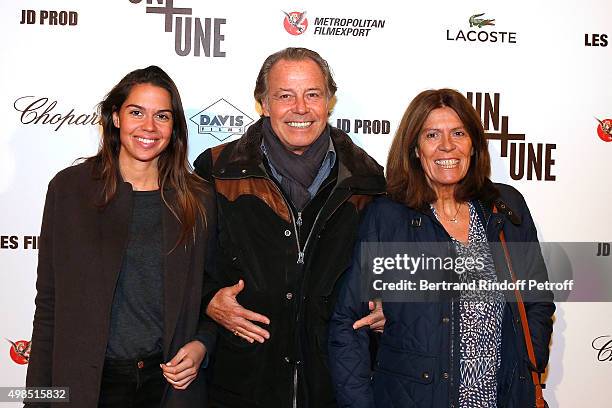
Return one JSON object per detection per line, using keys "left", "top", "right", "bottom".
{"left": 87, "top": 65, "right": 206, "bottom": 246}
{"left": 386, "top": 88, "right": 497, "bottom": 209}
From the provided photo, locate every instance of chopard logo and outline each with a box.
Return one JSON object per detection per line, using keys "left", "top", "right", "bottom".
{"left": 592, "top": 335, "right": 612, "bottom": 361}
{"left": 13, "top": 96, "right": 100, "bottom": 132}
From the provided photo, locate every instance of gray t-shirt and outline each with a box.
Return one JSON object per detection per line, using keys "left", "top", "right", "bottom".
{"left": 105, "top": 190, "right": 163, "bottom": 359}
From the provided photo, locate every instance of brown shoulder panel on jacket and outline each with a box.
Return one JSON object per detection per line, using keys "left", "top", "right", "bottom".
{"left": 211, "top": 144, "right": 227, "bottom": 164}
{"left": 215, "top": 178, "right": 291, "bottom": 223}
{"left": 348, "top": 194, "right": 374, "bottom": 212}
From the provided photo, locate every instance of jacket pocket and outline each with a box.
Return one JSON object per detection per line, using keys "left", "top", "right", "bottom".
{"left": 375, "top": 345, "right": 436, "bottom": 384}
{"left": 372, "top": 346, "right": 437, "bottom": 406}
{"left": 210, "top": 336, "right": 262, "bottom": 398}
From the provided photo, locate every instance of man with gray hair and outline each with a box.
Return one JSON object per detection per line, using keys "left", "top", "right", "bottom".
{"left": 194, "top": 47, "right": 385, "bottom": 407}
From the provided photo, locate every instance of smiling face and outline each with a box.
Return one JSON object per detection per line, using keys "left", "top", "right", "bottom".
{"left": 112, "top": 83, "right": 173, "bottom": 172}
{"left": 261, "top": 58, "right": 329, "bottom": 155}
{"left": 416, "top": 106, "right": 473, "bottom": 196}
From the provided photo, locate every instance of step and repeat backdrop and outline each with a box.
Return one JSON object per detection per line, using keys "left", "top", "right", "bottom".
{"left": 1, "top": 0, "right": 611, "bottom": 406}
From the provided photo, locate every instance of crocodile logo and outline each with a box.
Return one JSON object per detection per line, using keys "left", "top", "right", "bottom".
{"left": 469, "top": 13, "right": 495, "bottom": 28}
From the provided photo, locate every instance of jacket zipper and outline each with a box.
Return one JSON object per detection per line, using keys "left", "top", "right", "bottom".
{"left": 290, "top": 177, "right": 338, "bottom": 265}
{"left": 255, "top": 177, "right": 332, "bottom": 407}
{"left": 216, "top": 172, "right": 379, "bottom": 407}
{"left": 267, "top": 178, "right": 327, "bottom": 265}
{"left": 449, "top": 299, "right": 455, "bottom": 408}
{"left": 293, "top": 366, "right": 298, "bottom": 408}
{"left": 426, "top": 206, "right": 458, "bottom": 408}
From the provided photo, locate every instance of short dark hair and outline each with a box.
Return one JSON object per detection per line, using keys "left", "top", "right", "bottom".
{"left": 253, "top": 47, "right": 337, "bottom": 106}
{"left": 386, "top": 88, "right": 497, "bottom": 209}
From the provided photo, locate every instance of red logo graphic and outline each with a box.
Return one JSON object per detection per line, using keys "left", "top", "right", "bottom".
{"left": 596, "top": 118, "right": 612, "bottom": 142}
{"left": 7, "top": 339, "right": 31, "bottom": 365}
{"left": 283, "top": 11, "right": 308, "bottom": 35}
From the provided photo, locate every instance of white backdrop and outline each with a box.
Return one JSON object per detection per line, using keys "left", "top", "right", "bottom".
{"left": 1, "top": 0, "right": 611, "bottom": 406}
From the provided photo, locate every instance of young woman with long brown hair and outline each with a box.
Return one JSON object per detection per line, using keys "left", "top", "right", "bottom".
{"left": 26, "top": 66, "right": 216, "bottom": 407}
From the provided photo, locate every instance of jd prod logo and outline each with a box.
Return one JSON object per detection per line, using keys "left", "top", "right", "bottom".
{"left": 592, "top": 335, "right": 612, "bottom": 361}
{"left": 129, "top": 0, "right": 226, "bottom": 57}
{"left": 283, "top": 11, "right": 308, "bottom": 35}
{"left": 596, "top": 243, "right": 611, "bottom": 256}
{"left": 467, "top": 91, "right": 556, "bottom": 181}
{"left": 448, "top": 13, "right": 516, "bottom": 44}
{"left": 20, "top": 9, "right": 78, "bottom": 26}
{"left": 336, "top": 118, "right": 391, "bottom": 135}
{"left": 7, "top": 339, "right": 31, "bottom": 365}
{"left": 595, "top": 117, "right": 612, "bottom": 142}
{"left": 189, "top": 99, "right": 254, "bottom": 142}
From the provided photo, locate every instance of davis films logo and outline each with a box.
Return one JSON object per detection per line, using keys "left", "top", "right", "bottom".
{"left": 129, "top": 0, "right": 226, "bottom": 57}
{"left": 447, "top": 13, "right": 517, "bottom": 44}
{"left": 467, "top": 92, "right": 556, "bottom": 181}
{"left": 595, "top": 117, "right": 612, "bottom": 142}
{"left": 282, "top": 10, "right": 385, "bottom": 37}
{"left": 283, "top": 11, "right": 308, "bottom": 35}
{"left": 6, "top": 339, "right": 30, "bottom": 365}
{"left": 189, "top": 99, "right": 254, "bottom": 142}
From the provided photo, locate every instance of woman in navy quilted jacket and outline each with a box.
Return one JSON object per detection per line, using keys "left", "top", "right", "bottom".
{"left": 328, "top": 88, "right": 554, "bottom": 408}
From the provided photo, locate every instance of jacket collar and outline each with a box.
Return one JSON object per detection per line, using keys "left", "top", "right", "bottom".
{"left": 213, "top": 117, "right": 386, "bottom": 194}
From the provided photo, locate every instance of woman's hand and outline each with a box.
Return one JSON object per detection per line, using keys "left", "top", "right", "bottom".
{"left": 352, "top": 300, "right": 385, "bottom": 332}
{"left": 161, "top": 340, "right": 206, "bottom": 390}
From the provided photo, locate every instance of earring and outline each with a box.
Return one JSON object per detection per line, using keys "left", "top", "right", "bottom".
{"left": 414, "top": 148, "right": 420, "bottom": 158}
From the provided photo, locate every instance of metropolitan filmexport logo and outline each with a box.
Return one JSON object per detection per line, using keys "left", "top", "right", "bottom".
{"left": 596, "top": 117, "right": 612, "bottom": 142}
{"left": 282, "top": 11, "right": 308, "bottom": 35}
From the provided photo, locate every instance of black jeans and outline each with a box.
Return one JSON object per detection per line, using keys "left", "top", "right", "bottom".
{"left": 98, "top": 353, "right": 164, "bottom": 408}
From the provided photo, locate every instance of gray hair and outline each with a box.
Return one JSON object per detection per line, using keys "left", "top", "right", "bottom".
{"left": 253, "top": 47, "right": 337, "bottom": 106}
